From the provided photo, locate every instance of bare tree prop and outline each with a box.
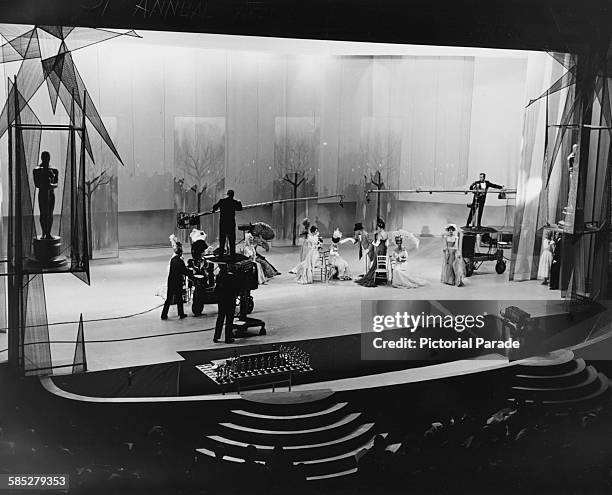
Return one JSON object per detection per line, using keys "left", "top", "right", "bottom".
{"left": 175, "top": 120, "right": 226, "bottom": 228}
{"left": 360, "top": 130, "right": 401, "bottom": 227}
{"left": 283, "top": 170, "right": 306, "bottom": 246}
{"left": 276, "top": 137, "right": 314, "bottom": 245}
{"left": 85, "top": 168, "right": 112, "bottom": 258}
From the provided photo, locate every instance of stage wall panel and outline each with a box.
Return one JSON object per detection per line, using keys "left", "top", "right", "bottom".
{"left": 0, "top": 30, "right": 530, "bottom": 248}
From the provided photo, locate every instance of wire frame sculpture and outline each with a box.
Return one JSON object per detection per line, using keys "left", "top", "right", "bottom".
{"left": 0, "top": 24, "right": 135, "bottom": 374}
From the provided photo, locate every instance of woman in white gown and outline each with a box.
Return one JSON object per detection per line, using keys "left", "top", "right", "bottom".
{"left": 242, "top": 232, "right": 267, "bottom": 284}
{"left": 299, "top": 218, "right": 311, "bottom": 262}
{"left": 537, "top": 230, "right": 554, "bottom": 285}
{"left": 328, "top": 229, "right": 353, "bottom": 280}
{"left": 390, "top": 233, "right": 426, "bottom": 289}
{"left": 294, "top": 226, "right": 321, "bottom": 284}
{"left": 441, "top": 224, "right": 465, "bottom": 287}
{"left": 289, "top": 218, "right": 311, "bottom": 274}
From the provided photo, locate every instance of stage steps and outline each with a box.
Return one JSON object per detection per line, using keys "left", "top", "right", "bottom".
{"left": 229, "top": 401, "right": 351, "bottom": 429}
{"left": 197, "top": 389, "right": 388, "bottom": 482}
{"left": 509, "top": 350, "right": 610, "bottom": 413}
{"left": 513, "top": 358, "right": 587, "bottom": 387}
{"left": 204, "top": 422, "right": 376, "bottom": 461}
{"left": 239, "top": 389, "right": 337, "bottom": 415}
{"left": 515, "top": 349, "right": 577, "bottom": 376}
{"left": 219, "top": 412, "right": 364, "bottom": 445}
{"left": 195, "top": 446, "right": 266, "bottom": 465}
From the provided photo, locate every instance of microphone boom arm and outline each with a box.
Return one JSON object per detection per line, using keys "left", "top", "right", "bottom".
{"left": 177, "top": 194, "right": 345, "bottom": 229}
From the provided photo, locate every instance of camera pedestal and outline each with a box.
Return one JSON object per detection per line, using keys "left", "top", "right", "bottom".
{"left": 233, "top": 317, "right": 266, "bottom": 337}
{"left": 32, "top": 236, "right": 67, "bottom": 268}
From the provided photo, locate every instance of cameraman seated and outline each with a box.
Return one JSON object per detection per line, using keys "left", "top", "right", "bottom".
{"left": 188, "top": 229, "right": 215, "bottom": 287}
{"left": 187, "top": 257, "right": 214, "bottom": 288}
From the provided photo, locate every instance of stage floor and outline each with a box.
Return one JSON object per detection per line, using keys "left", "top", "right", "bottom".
{"left": 0, "top": 237, "right": 562, "bottom": 372}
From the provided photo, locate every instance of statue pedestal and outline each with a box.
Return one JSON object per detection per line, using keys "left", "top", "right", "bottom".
{"left": 32, "top": 236, "right": 67, "bottom": 268}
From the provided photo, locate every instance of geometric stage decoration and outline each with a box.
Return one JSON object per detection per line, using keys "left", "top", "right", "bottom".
{"left": 0, "top": 25, "right": 140, "bottom": 164}
{"left": 511, "top": 48, "right": 612, "bottom": 302}
{"left": 0, "top": 25, "right": 138, "bottom": 374}
{"left": 72, "top": 314, "right": 87, "bottom": 374}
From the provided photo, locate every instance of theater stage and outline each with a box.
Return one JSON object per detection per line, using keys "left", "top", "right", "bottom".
{"left": 0, "top": 237, "right": 563, "bottom": 372}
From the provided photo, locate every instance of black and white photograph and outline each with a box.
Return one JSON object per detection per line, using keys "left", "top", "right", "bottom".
{"left": 0, "top": 1, "right": 612, "bottom": 494}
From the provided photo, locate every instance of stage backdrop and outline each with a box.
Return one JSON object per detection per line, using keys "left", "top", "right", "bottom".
{"left": 0, "top": 28, "right": 530, "bottom": 248}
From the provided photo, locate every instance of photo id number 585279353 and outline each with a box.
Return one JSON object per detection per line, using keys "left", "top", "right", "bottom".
{"left": 0, "top": 475, "right": 69, "bottom": 490}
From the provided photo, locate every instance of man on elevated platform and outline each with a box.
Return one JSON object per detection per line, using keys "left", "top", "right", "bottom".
{"left": 465, "top": 173, "right": 504, "bottom": 228}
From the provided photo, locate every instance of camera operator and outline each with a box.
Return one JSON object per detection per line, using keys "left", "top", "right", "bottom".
{"left": 161, "top": 236, "right": 189, "bottom": 320}
{"left": 213, "top": 264, "right": 237, "bottom": 344}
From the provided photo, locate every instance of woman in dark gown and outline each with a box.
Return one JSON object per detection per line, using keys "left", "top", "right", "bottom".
{"left": 254, "top": 237, "right": 281, "bottom": 278}
{"left": 355, "top": 218, "right": 388, "bottom": 287}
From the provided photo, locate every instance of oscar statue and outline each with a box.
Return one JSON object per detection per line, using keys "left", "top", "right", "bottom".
{"left": 32, "top": 151, "right": 66, "bottom": 267}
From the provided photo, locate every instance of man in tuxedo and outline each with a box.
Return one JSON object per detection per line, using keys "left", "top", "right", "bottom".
{"left": 33, "top": 151, "right": 59, "bottom": 239}
{"left": 213, "top": 264, "right": 236, "bottom": 343}
{"left": 212, "top": 190, "right": 243, "bottom": 256}
{"left": 466, "top": 173, "right": 504, "bottom": 228}
{"left": 161, "top": 240, "right": 189, "bottom": 320}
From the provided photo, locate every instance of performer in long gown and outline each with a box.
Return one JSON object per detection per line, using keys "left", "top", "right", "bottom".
{"left": 242, "top": 232, "right": 267, "bottom": 284}
{"left": 328, "top": 229, "right": 353, "bottom": 281}
{"left": 253, "top": 237, "right": 281, "bottom": 278}
{"left": 299, "top": 218, "right": 311, "bottom": 262}
{"left": 537, "top": 230, "right": 554, "bottom": 285}
{"left": 289, "top": 218, "right": 311, "bottom": 274}
{"left": 355, "top": 218, "right": 388, "bottom": 287}
{"left": 441, "top": 224, "right": 465, "bottom": 287}
{"left": 294, "top": 226, "right": 321, "bottom": 284}
{"left": 352, "top": 222, "right": 373, "bottom": 277}
{"left": 247, "top": 222, "right": 280, "bottom": 278}
{"left": 390, "top": 233, "right": 426, "bottom": 289}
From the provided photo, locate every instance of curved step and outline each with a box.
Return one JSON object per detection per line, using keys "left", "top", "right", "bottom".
{"left": 299, "top": 437, "right": 401, "bottom": 477}
{"left": 512, "top": 373, "right": 610, "bottom": 411}
{"left": 197, "top": 433, "right": 388, "bottom": 477}
{"left": 204, "top": 422, "right": 376, "bottom": 461}
{"left": 306, "top": 467, "right": 358, "bottom": 482}
{"left": 230, "top": 402, "right": 350, "bottom": 430}
{"left": 242, "top": 388, "right": 334, "bottom": 405}
{"left": 195, "top": 447, "right": 266, "bottom": 465}
{"left": 518, "top": 349, "right": 574, "bottom": 367}
{"left": 511, "top": 366, "right": 601, "bottom": 401}
{"left": 386, "top": 442, "right": 402, "bottom": 454}
{"left": 539, "top": 373, "right": 610, "bottom": 410}
{"left": 239, "top": 389, "right": 336, "bottom": 415}
{"left": 219, "top": 412, "right": 362, "bottom": 445}
{"left": 514, "top": 359, "right": 587, "bottom": 388}
{"left": 298, "top": 433, "right": 387, "bottom": 477}
{"left": 516, "top": 355, "right": 578, "bottom": 376}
